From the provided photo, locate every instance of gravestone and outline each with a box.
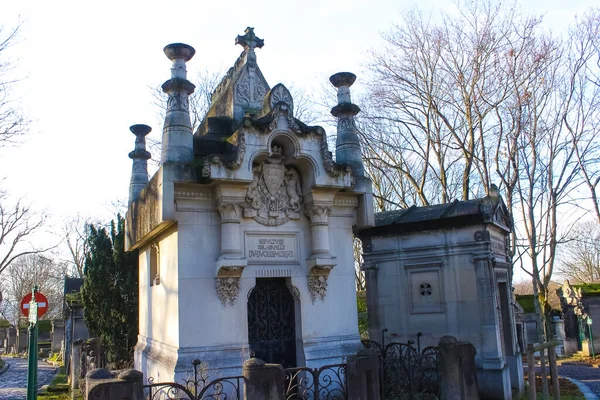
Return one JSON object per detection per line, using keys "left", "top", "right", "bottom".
{"left": 16, "top": 327, "right": 28, "bottom": 353}
{"left": 5, "top": 327, "right": 16, "bottom": 354}
{"left": 51, "top": 319, "right": 65, "bottom": 353}
{"left": 125, "top": 28, "right": 374, "bottom": 381}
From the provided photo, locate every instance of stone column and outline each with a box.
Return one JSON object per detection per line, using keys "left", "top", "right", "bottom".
{"left": 161, "top": 43, "right": 196, "bottom": 165}
{"left": 304, "top": 196, "right": 336, "bottom": 303}
{"left": 242, "top": 358, "right": 285, "bottom": 400}
{"left": 305, "top": 205, "right": 333, "bottom": 258}
{"left": 215, "top": 197, "right": 247, "bottom": 307}
{"left": 128, "top": 124, "right": 152, "bottom": 205}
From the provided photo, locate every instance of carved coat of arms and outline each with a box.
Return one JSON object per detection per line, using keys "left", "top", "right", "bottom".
{"left": 244, "top": 146, "right": 302, "bottom": 226}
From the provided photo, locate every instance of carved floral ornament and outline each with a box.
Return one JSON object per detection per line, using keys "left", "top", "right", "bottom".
{"left": 216, "top": 266, "right": 244, "bottom": 307}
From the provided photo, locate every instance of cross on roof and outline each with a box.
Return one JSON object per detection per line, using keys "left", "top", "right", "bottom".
{"left": 236, "top": 27, "right": 264, "bottom": 51}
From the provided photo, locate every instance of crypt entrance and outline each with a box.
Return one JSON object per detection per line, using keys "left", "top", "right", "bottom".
{"left": 247, "top": 278, "right": 297, "bottom": 368}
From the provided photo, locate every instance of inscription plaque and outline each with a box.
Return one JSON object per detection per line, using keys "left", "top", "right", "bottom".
{"left": 246, "top": 233, "right": 298, "bottom": 264}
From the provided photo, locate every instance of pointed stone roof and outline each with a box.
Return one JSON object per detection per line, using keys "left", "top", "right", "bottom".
{"left": 196, "top": 27, "right": 270, "bottom": 137}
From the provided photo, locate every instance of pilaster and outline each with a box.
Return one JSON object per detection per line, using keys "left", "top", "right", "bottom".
{"left": 304, "top": 189, "right": 337, "bottom": 302}
{"left": 472, "top": 253, "right": 504, "bottom": 367}
{"left": 215, "top": 189, "right": 247, "bottom": 307}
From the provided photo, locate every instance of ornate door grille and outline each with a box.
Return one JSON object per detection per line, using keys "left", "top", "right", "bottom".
{"left": 248, "top": 278, "right": 297, "bottom": 368}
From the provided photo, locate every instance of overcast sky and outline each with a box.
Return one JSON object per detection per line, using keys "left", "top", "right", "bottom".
{"left": 0, "top": 0, "right": 596, "bottom": 280}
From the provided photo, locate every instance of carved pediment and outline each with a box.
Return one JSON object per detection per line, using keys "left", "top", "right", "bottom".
{"left": 492, "top": 201, "right": 512, "bottom": 229}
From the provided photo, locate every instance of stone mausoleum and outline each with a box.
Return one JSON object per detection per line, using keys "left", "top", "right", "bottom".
{"left": 359, "top": 189, "right": 524, "bottom": 399}
{"left": 124, "top": 28, "right": 374, "bottom": 381}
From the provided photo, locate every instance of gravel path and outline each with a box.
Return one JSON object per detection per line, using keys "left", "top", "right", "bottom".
{"left": 558, "top": 364, "right": 600, "bottom": 397}
{"left": 0, "top": 357, "right": 58, "bottom": 400}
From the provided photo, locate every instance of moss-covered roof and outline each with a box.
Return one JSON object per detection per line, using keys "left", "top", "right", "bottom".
{"left": 573, "top": 284, "right": 600, "bottom": 297}
{"left": 516, "top": 294, "right": 537, "bottom": 313}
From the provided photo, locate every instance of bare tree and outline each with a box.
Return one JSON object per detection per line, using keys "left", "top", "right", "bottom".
{"left": 0, "top": 189, "right": 50, "bottom": 276}
{"left": 362, "top": 2, "right": 551, "bottom": 209}
{"left": 0, "top": 22, "right": 29, "bottom": 145}
{"left": 57, "top": 215, "right": 93, "bottom": 278}
{"left": 557, "top": 222, "right": 600, "bottom": 283}
{"left": 564, "top": 9, "right": 600, "bottom": 223}
{"left": 0, "top": 254, "right": 66, "bottom": 326}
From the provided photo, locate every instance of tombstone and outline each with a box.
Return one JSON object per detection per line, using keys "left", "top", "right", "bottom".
{"left": 359, "top": 189, "right": 524, "bottom": 399}
{"left": 0, "top": 328, "right": 6, "bottom": 347}
{"left": 16, "top": 326, "right": 28, "bottom": 353}
{"left": 5, "top": 327, "right": 16, "bottom": 354}
{"left": 71, "top": 338, "right": 84, "bottom": 391}
{"left": 51, "top": 319, "right": 65, "bottom": 353}
{"left": 125, "top": 28, "right": 374, "bottom": 381}
{"left": 552, "top": 316, "right": 566, "bottom": 356}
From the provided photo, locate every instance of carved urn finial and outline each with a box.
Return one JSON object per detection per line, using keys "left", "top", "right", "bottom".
{"left": 329, "top": 72, "right": 364, "bottom": 178}
{"left": 128, "top": 124, "right": 152, "bottom": 205}
{"left": 160, "top": 43, "right": 196, "bottom": 165}
{"left": 163, "top": 43, "right": 195, "bottom": 79}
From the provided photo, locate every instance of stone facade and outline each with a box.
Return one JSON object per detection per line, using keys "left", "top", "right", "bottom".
{"left": 125, "top": 28, "right": 374, "bottom": 381}
{"left": 359, "top": 191, "right": 523, "bottom": 400}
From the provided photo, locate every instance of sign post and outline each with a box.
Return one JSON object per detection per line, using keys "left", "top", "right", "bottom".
{"left": 21, "top": 286, "right": 49, "bottom": 400}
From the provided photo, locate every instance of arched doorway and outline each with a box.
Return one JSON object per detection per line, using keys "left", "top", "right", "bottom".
{"left": 247, "top": 278, "right": 297, "bottom": 368}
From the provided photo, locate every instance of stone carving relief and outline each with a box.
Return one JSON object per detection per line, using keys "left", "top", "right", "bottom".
{"left": 305, "top": 205, "right": 332, "bottom": 224}
{"left": 216, "top": 277, "right": 240, "bottom": 307}
{"left": 307, "top": 275, "right": 328, "bottom": 303}
{"left": 244, "top": 145, "right": 302, "bottom": 226}
{"left": 269, "top": 84, "right": 294, "bottom": 115}
{"left": 216, "top": 266, "right": 244, "bottom": 307}
{"left": 235, "top": 65, "right": 268, "bottom": 107}
{"left": 217, "top": 202, "right": 244, "bottom": 223}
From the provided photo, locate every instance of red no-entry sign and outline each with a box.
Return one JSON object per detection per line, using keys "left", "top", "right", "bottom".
{"left": 20, "top": 292, "right": 49, "bottom": 318}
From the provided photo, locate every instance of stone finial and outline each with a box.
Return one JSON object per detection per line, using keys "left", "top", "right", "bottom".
{"left": 329, "top": 72, "right": 364, "bottom": 177}
{"left": 236, "top": 27, "right": 264, "bottom": 51}
{"left": 160, "top": 43, "right": 196, "bottom": 165}
{"left": 163, "top": 43, "right": 195, "bottom": 80}
{"left": 330, "top": 72, "right": 356, "bottom": 104}
{"left": 128, "top": 124, "right": 151, "bottom": 205}
{"left": 488, "top": 184, "right": 500, "bottom": 197}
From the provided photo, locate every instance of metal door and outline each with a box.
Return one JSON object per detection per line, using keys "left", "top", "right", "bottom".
{"left": 248, "top": 278, "right": 297, "bottom": 368}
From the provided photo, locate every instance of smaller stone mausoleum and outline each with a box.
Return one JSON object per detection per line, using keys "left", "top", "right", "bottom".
{"left": 359, "top": 189, "right": 523, "bottom": 400}
{"left": 124, "top": 28, "right": 374, "bottom": 381}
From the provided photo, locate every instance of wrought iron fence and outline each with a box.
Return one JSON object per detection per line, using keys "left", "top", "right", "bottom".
{"left": 362, "top": 335, "right": 440, "bottom": 400}
{"left": 284, "top": 363, "right": 347, "bottom": 400}
{"left": 143, "top": 359, "right": 245, "bottom": 400}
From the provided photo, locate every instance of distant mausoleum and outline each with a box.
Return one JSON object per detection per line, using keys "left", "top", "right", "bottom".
{"left": 557, "top": 280, "right": 600, "bottom": 357}
{"left": 359, "top": 190, "right": 524, "bottom": 400}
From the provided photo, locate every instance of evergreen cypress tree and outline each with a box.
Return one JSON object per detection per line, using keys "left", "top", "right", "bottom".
{"left": 81, "top": 215, "right": 138, "bottom": 367}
